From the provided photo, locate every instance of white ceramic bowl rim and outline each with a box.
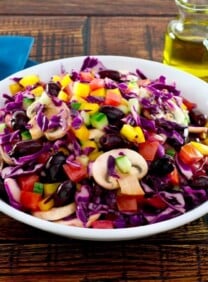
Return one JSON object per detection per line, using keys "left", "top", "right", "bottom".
{"left": 0, "top": 55, "right": 207, "bottom": 241}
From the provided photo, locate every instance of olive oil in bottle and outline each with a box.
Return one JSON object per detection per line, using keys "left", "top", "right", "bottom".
{"left": 163, "top": 0, "right": 208, "bottom": 82}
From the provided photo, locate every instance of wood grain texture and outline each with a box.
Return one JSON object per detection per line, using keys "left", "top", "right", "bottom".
{"left": 0, "top": 0, "right": 177, "bottom": 16}
{"left": 89, "top": 17, "right": 171, "bottom": 61}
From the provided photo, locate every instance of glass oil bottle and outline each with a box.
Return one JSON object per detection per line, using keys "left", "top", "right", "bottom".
{"left": 163, "top": 0, "right": 208, "bottom": 81}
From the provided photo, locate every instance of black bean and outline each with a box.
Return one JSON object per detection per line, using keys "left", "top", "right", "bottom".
{"left": 44, "top": 152, "right": 67, "bottom": 182}
{"left": 100, "top": 106, "right": 125, "bottom": 123}
{"left": 46, "top": 82, "right": 61, "bottom": 97}
{"left": 99, "top": 134, "right": 128, "bottom": 151}
{"left": 99, "top": 70, "right": 121, "bottom": 81}
{"left": 53, "top": 180, "right": 76, "bottom": 207}
{"left": 190, "top": 176, "right": 208, "bottom": 189}
{"left": 189, "top": 109, "right": 207, "bottom": 127}
{"left": 150, "top": 155, "right": 174, "bottom": 176}
{"left": 9, "top": 140, "right": 42, "bottom": 158}
{"left": 11, "top": 110, "right": 29, "bottom": 131}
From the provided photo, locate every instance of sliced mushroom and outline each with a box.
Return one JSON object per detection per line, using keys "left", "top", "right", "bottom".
{"left": 188, "top": 126, "right": 208, "bottom": 134}
{"left": 27, "top": 93, "right": 71, "bottom": 141}
{"left": 45, "top": 105, "right": 71, "bottom": 141}
{"left": 55, "top": 218, "right": 83, "bottom": 227}
{"left": 0, "top": 145, "right": 14, "bottom": 165}
{"left": 33, "top": 202, "right": 76, "bottom": 221}
{"left": 92, "top": 148, "right": 148, "bottom": 195}
{"left": 28, "top": 116, "right": 44, "bottom": 140}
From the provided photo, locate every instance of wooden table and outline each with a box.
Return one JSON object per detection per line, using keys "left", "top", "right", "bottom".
{"left": 0, "top": 1, "right": 208, "bottom": 281}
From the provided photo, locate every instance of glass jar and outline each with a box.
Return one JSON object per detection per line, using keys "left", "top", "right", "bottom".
{"left": 163, "top": 0, "right": 208, "bottom": 81}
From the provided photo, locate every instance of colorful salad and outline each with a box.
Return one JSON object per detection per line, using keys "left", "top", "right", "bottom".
{"left": 0, "top": 56, "right": 207, "bottom": 229}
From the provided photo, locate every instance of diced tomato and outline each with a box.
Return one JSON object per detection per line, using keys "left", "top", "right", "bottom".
{"left": 116, "top": 194, "right": 138, "bottom": 212}
{"left": 104, "top": 89, "right": 122, "bottom": 106}
{"left": 145, "top": 195, "right": 167, "bottom": 209}
{"left": 63, "top": 162, "right": 88, "bottom": 182}
{"left": 20, "top": 191, "right": 42, "bottom": 211}
{"left": 17, "top": 174, "right": 40, "bottom": 191}
{"left": 91, "top": 220, "right": 114, "bottom": 229}
{"left": 182, "top": 98, "right": 197, "bottom": 111}
{"left": 168, "top": 167, "right": 180, "bottom": 185}
{"left": 178, "top": 143, "right": 203, "bottom": 165}
{"left": 37, "top": 152, "right": 51, "bottom": 164}
{"left": 79, "top": 71, "right": 94, "bottom": 82}
{"left": 89, "top": 78, "right": 105, "bottom": 90}
{"left": 138, "top": 140, "right": 160, "bottom": 161}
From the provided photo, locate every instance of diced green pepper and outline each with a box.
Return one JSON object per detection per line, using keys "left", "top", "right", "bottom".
{"left": 21, "top": 130, "right": 32, "bottom": 140}
{"left": 90, "top": 112, "right": 108, "bottom": 130}
{"left": 33, "top": 182, "right": 44, "bottom": 194}
{"left": 23, "top": 97, "right": 34, "bottom": 109}
{"left": 166, "top": 148, "right": 176, "bottom": 157}
{"left": 71, "top": 101, "right": 81, "bottom": 110}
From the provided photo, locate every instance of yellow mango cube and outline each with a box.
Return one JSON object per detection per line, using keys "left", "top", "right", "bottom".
{"left": 60, "top": 74, "right": 72, "bottom": 88}
{"left": 57, "top": 90, "right": 70, "bottom": 102}
{"left": 91, "top": 88, "right": 106, "bottom": 97}
{"left": 19, "top": 74, "right": 40, "bottom": 87}
{"left": 79, "top": 102, "right": 100, "bottom": 115}
{"left": 73, "top": 82, "right": 91, "bottom": 99}
{"left": 9, "top": 83, "right": 22, "bottom": 95}
{"left": 73, "top": 125, "right": 89, "bottom": 141}
{"left": 31, "top": 85, "right": 44, "bottom": 97}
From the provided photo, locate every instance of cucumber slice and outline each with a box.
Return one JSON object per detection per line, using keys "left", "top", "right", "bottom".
{"left": 115, "top": 155, "right": 132, "bottom": 173}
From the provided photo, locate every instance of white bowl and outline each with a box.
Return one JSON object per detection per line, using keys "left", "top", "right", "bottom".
{"left": 0, "top": 55, "right": 208, "bottom": 241}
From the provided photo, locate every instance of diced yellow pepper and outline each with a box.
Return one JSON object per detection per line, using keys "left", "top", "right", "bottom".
{"left": 72, "top": 125, "right": 89, "bottom": 141}
{"left": 79, "top": 102, "right": 100, "bottom": 115}
{"left": 60, "top": 74, "right": 72, "bottom": 88}
{"left": 88, "top": 150, "right": 103, "bottom": 161}
{"left": 120, "top": 124, "right": 145, "bottom": 143}
{"left": 31, "top": 85, "right": 44, "bottom": 97}
{"left": 19, "top": 74, "right": 40, "bottom": 87}
{"left": 52, "top": 75, "right": 61, "bottom": 83}
{"left": 91, "top": 87, "right": 106, "bottom": 97}
{"left": 72, "top": 82, "right": 91, "bottom": 99}
{"left": 57, "top": 90, "right": 70, "bottom": 102}
{"left": 190, "top": 141, "right": 208, "bottom": 155}
{"left": 38, "top": 196, "right": 55, "bottom": 211}
{"left": 9, "top": 83, "right": 22, "bottom": 95}
{"left": 134, "top": 126, "right": 145, "bottom": 143}
{"left": 81, "top": 140, "right": 98, "bottom": 152}
{"left": 107, "top": 88, "right": 121, "bottom": 96}
{"left": 43, "top": 182, "right": 60, "bottom": 196}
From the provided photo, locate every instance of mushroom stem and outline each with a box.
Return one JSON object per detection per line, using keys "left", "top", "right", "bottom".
{"left": 188, "top": 126, "right": 208, "bottom": 134}
{"left": 117, "top": 174, "right": 145, "bottom": 196}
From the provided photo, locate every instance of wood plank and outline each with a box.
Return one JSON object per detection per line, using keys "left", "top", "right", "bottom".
{"left": 89, "top": 17, "right": 171, "bottom": 62}
{"left": 0, "top": 0, "right": 177, "bottom": 16}
{"left": 0, "top": 16, "right": 174, "bottom": 62}
{"left": 0, "top": 16, "right": 87, "bottom": 62}
{"left": 0, "top": 242, "right": 207, "bottom": 281}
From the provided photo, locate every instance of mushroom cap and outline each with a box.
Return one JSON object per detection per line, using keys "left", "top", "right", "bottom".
{"left": 92, "top": 148, "right": 148, "bottom": 190}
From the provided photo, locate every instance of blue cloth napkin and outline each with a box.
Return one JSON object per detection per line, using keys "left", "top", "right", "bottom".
{"left": 0, "top": 35, "right": 38, "bottom": 80}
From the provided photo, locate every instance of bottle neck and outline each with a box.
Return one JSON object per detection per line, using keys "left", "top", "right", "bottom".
{"left": 171, "top": 0, "right": 208, "bottom": 41}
